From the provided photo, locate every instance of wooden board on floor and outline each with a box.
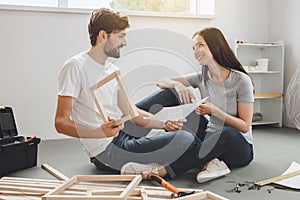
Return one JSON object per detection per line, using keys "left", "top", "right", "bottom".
{"left": 0, "top": 176, "right": 228, "bottom": 200}
{"left": 42, "top": 175, "right": 142, "bottom": 200}
{"left": 137, "top": 186, "right": 228, "bottom": 200}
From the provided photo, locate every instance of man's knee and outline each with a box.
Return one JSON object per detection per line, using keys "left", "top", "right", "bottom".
{"left": 135, "top": 88, "right": 180, "bottom": 112}
{"left": 172, "top": 130, "right": 195, "bottom": 148}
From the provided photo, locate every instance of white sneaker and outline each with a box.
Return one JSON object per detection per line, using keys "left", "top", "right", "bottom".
{"left": 121, "top": 162, "right": 159, "bottom": 179}
{"left": 197, "top": 158, "right": 230, "bottom": 183}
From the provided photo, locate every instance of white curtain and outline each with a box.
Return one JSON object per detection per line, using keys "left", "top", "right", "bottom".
{"left": 285, "top": 66, "right": 300, "bottom": 130}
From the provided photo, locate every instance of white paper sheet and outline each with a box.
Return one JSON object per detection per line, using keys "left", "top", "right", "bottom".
{"left": 275, "top": 161, "right": 300, "bottom": 189}
{"left": 150, "top": 96, "right": 209, "bottom": 121}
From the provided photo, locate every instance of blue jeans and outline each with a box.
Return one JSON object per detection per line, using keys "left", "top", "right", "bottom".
{"left": 94, "top": 89, "right": 253, "bottom": 178}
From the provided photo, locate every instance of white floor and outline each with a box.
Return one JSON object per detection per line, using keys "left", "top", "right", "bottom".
{"left": 3, "top": 126, "right": 300, "bottom": 200}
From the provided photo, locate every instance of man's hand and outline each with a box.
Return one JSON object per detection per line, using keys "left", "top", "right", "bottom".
{"left": 100, "top": 116, "right": 124, "bottom": 137}
{"left": 163, "top": 118, "right": 187, "bottom": 132}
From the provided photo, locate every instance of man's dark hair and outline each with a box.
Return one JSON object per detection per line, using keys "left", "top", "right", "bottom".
{"left": 88, "top": 8, "right": 130, "bottom": 46}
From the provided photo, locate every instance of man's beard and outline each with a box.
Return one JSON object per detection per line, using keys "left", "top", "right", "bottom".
{"left": 104, "top": 40, "right": 121, "bottom": 58}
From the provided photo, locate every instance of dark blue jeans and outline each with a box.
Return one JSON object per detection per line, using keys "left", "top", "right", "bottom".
{"left": 94, "top": 89, "right": 253, "bottom": 178}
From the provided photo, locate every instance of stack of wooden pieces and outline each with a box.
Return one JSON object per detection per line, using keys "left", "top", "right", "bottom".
{"left": 0, "top": 175, "right": 228, "bottom": 200}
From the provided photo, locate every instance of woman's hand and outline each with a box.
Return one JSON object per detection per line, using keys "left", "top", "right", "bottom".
{"left": 163, "top": 118, "right": 187, "bottom": 132}
{"left": 195, "top": 101, "right": 213, "bottom": 115}
{"left": 174, "top": 82, "right": 197, "bottom": 104}
{"left": 100, "top": 116, "right": 124, "bottom": 137}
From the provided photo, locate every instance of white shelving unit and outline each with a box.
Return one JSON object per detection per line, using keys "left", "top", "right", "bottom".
{"left": 235, "top": 41, "right": 284, "bottom": 127}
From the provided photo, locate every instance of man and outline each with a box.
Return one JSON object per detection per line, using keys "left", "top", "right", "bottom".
{"left": 54, "top": 8, "right": 195, "bottom": 179}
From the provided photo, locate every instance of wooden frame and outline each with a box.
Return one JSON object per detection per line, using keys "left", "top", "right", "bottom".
{"left": 42, "top": 175, "right": 142, "bottom": 200}
{"left": 137, "top": 186, "right": 228, "bottom": 200}
{"left": 0, "top": 176, "right": 132, "bottom": 197}
{"left": 0, "top": 176, "right": 228, "bottom": 200}
{"left": 90, "top": 70, "right": 138, "bottom": 124}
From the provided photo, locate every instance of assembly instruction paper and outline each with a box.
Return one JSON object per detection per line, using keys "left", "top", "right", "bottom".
{"left": 275, "top": 161, "right": 300, "bottom": 189}
{"left": 150, "top": 96, "right": 209, "bottom": 121}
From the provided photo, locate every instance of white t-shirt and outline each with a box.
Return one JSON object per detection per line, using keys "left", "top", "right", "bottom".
{"left": 186, "top": 68, "right": 254, "bottom": 144}
{"left": 58, "top": 51, "right": 122, "bottom": 157}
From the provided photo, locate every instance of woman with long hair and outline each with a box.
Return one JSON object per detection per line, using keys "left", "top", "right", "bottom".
{"left": 121, "top": 27, "right": 254, "bottom": 183}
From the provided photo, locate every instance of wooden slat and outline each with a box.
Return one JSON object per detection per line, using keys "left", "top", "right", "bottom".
{"left": 115, "top": 73, "right": 139, "bottom": 118}
{"left": 0, "top": 176, "right": 227, "bottom": 200}
{"left": 254, "top": 93, "right": 283, "bottom": 98}
{"left": 89, "top": 70, "right": 139, "bottom": 124}
{"left": 43, "top": 176, "right": 78, "bottom": 197}
{"left": 42, "top": 175, "right": 142, "bottom": 200}
{"left": 0, "top": 190, "right": 43, "bottom": 197}
{"left": 120, "top": 175, "right": 142, "bottom": 199}
{"left": 255, "top": 169, "right": 300, "bottom": 186}
{"left": 41, "top": 164, "right": 69, "bottom": 181}
{"left": 1, "top": 176, "right": 129, "bottom": 188}
{"left": 90, "top": 71, "right": 119, "bottom": 90}
{"left": 1, "top": 177, "right": 62, "bottom": 184}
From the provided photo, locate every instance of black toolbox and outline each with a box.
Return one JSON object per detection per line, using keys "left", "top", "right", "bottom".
{"left": 0, "top": 106, "right": 40, "bottom": 176}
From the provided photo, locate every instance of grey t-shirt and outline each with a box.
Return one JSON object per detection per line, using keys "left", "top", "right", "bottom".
{"left": 186, "top": 67, "right": 254, "bottom": 143}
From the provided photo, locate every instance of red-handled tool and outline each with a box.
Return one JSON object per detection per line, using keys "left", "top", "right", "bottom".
{"left": 147, "top": 173, "right": 195, "bottom": 197}
{"left": 25, "top": 136, "right": 36, "bottom": 143}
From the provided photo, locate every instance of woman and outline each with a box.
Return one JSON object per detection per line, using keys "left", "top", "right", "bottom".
{"left": 121, "top": 27, "right": 254, "bottom": 183}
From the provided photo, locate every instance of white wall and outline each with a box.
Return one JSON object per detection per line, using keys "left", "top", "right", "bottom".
{"left": 269, "top": 0, "right": 300, "bottom": 128}
{"left": 0, "top": 9, "right": 90, "bottom": 139}
{"left": 1, "top": 0, "right": 294, "bottom": 140}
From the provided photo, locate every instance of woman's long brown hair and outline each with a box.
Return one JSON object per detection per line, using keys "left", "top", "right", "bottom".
{"left": 193, "top": 27, "right": 254, "bottom": 88}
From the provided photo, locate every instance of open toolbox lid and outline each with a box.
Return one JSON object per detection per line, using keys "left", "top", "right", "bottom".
{"left": 0, "top": 107, "right": 18, "bottom": 139}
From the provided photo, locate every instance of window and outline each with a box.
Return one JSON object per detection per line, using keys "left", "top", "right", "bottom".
{"left": 0, "top": 0, "right": 57, "bottom": 7}
{"left": 0, "top": 0, "right": 214, "bottom": 16}
{"left": 67, "top": 0, "right": 112, "bottom": 9}
{"left": 68, "top": 0, "right": 215, "bottom": 16}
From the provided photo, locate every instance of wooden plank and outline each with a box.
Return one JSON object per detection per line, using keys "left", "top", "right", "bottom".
{"left": 0, "top": 181, "right": 55, "bottom": 189}
{"left": 115, "top": 72, "right": 139, "bottom": 118}
{"left": 43, "top": 175, "right": 79, "bottom": 199}
{"left": 89, "top": 71, "right": 120, "bottom": 123}
{"left": 89, "top": 70, "right": 138, "bottom": 124}
{"left": 41, "top": 164, "right": 69, "bottom": 181}
{"left": 91, "top": 90, "right": 109, "bottom": 122}
{"left": 0, "top": 190, "right": 43, "bottom": 197}
{"left": 0, "top": 184, "right": 85, "bottom": 196}
{"left": 0, "top": 196, "right": 40, "bottom": 200}
{"left": 0, "top": 176, "right": 227, "bottom": 200}
{"left": 254, "top": 93, "right": 283, "bottom": 98}
{"left": 1, "top": 177, "right": 62, "bottom": 184}
{"left": 255, "top": 169, "right": 300, "bottom": 186}
{"left": 0, "top": 176, "right": 137, "bottom": 198}
{"left": 43, "top": 195, "right": 124, "bottom": 200}
{"left": 120, "top": 175, "right": 142, "bottom": 199}
{"left": 77, "top": 175, "right": 138, "bottom": 182}
{"left": 0, "top": 184, "right": 51, "bottom": 194}
{"left": 42, "top": 175, "right": 142, "bottom": 200}
{"left": 1, "top": 177, "right": 129, "bottom": 189}
{"left": 206, "top": 191, "right": 229, "bottom": 200}
{"left": 90, "top": 71, "right": 120, "bottom": 90}
{"left": 134, "top": 187, "right": 228, "bottom": 200}
{"left": 90, "top": 189, "right": 123, "bottom": 195}
{"left": 140, "top": 187, "right": 149, "bottom": 200}
{"left": 1, "top": 181, "right": 114, "bottom": 193}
